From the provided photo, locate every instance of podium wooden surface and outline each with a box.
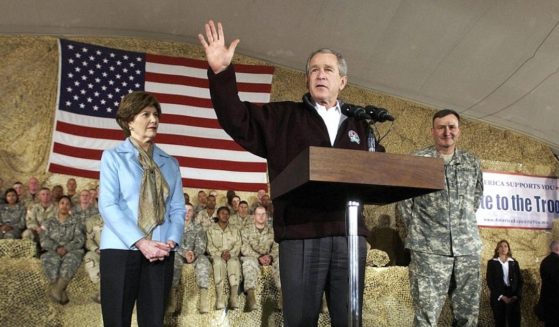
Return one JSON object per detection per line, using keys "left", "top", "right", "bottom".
{"left": 270, "top": 146, "right": 445, "bottom": 205}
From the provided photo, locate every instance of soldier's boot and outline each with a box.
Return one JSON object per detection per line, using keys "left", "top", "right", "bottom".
{"left": 246, "top": 288, "right": 257, "bottom": 312}
{"left": 49, "top": 279, "right": 62, "bottom": 303}
{"left": 229, "top": 284, "right": 239, "bottom": 309}
{"left": 320, "top": 293, "right": 328, "bottom": 313}
{"left": 215, "top": 284, "right": 226, "bottom": 310}
{"left": 198, "top": 288, "right": 210, "bottom": 314}
{"left": 57, "top": 278, "right": 71, "bottom": 305}
{"left": 166, "top": 286, "right": 179, "bottom": 314}
{"left": 276, "top": 290, "right": 283, "bottom": 311}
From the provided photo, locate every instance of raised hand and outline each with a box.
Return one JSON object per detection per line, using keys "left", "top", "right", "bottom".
{"left": 198, "top": 20, "right": 240, "bottom": 74}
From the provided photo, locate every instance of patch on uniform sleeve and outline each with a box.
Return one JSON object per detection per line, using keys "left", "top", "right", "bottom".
{"left": 348, "top": 130, "right": 360, "bottom": 144}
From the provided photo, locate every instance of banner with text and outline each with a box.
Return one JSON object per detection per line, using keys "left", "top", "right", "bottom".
{"left": 477, "top": 171, "right": 559, "bottom": 229}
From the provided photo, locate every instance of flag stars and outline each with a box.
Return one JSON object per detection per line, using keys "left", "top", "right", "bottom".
{"left": 81, "top": 47, "right": 88, "bottom": 53}
{"left": 66, "top": 87, "right": 73, "bottom": 92}
{"left": 74, "top": 81, "right": 80, "bottom": 86}
{"left": 65, "top": 101, "right": 72, "bottom": 106}
{"left": 73, "top": 95, "right": 79, "bottom": 100}
{"left": 87, "top": 97, "right": 93, "bottom": 103}
{"left": 110, "top": 53, "right": 116, "bottom": 58}
{"left": 93, "top": 105, "right": 99, "bottom": 111}
{"left": 80, "top": 89, "right": 86, "bottom": 95}
{"left": 79, "top": 103, "right": 86, "bottom": 109}
{"left": 88, "top": 83, "right": 94, "bottom": 89}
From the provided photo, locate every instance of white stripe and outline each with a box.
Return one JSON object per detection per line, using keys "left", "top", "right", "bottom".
{"left": 145, "top": 82, "right": 271, "bottom": 103}
{"left": 53, "top": 131, "right": 121, "bottom": 150}
{"left": 161, "top": 103, "right": 217, "bottom": 119}
{"left": 158, "top": 144, "right": 266, "bottom": 163}
{"left": 180, "top": 167, "right": 268, "bottom": 184}
{"left": 146, "top": 62, "right": 207, "bottom": 79}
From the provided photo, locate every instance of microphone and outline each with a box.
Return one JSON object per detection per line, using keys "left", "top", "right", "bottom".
{"left": 341, "top": 104, "right": 395, "bottom": 122}
{"left": 363, "top": 105, "right": 395, "bottom": 122}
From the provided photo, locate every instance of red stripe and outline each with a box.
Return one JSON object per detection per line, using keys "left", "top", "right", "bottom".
{"left": 160, "top": 114, "right": 221, "bottom": 129}
{"left": 149, "top": 92, "right": 214, "bottom": 108}
{"left": 56, "top": 121, "right": 123, "bottom": 139}
{"left": 146, "top": 53, "right": 275, "bottom": 75}
{"left": 53, "top": 142, "right": 266, "bottom": 173}
{"left": 49, "top": 163, "right": 100, "bottom": 179}
{"left": 184, "top": 178, "right": 268, "bottom": 193}
{"left": 146, "top": 72, "right": 272, "bottom": 93}
{"left": 56, "top": 121, "right": 245, "bottom": 151}
{"left": 53, "top": 142, "right": 101, "bottom": 160}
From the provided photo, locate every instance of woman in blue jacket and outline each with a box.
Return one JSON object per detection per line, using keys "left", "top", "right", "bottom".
{"left": 99, "top": 91, "right": 185, "bottom": 327}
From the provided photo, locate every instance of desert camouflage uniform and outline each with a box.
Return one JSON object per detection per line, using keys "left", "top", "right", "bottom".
{"left": 207, "top": 223, "right": 242, "bottom": 288}
{"left": 194, "top": 209, "right": 217, "bottom": 231}
{"left": 172, "top": 220, "right": 211, "bottom": 288}
{"left": 397, "top": 146, "right": 483, "bottom": 327}
{"left": 84, "top": 214, "right": 103, "bottom": 284}
{"left": 21, "top": 193, "right": 39, "bottom": 210}
{"left": 240, "top": 221, "right": 280, "bottom": 290}
{"left": 229, "top": 214, "right": 253, "bottom": 230}
{"left": 72, "top": 204, "right": 99, "bottom": 227}
{"left": 0, "top": 203, "right": 26, "bottom": 239}
{"left": 22, "top": 203, "right": 56, "bottom": 241}
{"left": 39, "top": 215, "right": 85, "bottom": 282}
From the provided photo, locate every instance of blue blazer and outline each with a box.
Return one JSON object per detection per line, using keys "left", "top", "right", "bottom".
{"left": 99, "top": 138, "right": 186, "bottom": 250}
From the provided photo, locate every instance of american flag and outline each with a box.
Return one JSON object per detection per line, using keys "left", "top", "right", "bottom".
{"left": 48, "top": 39, "right": 273, "bottom": 192}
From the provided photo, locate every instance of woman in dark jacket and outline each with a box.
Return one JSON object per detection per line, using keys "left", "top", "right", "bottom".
{"left": 486, "top": 239, "right": 523, "bottom": 327}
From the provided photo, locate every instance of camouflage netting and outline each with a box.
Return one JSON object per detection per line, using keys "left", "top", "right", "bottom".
{"left": 0, "top": 240, "right": 545, "bottom": 327}
{"left": 0, "top": 239, "right": 36, "bottom": 258}
{"left": 366, "top": 249, "right": 390, "bottom": 267}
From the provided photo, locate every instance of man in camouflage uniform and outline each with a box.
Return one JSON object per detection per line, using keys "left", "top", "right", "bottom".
{"left": 40, "top": 196, "right": 85, "bottom": 304}
{"left": 207, "top": 206, "right": 242, "bottom": 310}
{"left": 66, "top": 178, "right": 79, "bottom": 205}
{"left": 195, "top": 194, "right": 217, "bottom": 231}
{"left": 229, "top": 200, "right": 252, "bottom": 230}
{"left": 73, "top": 189, "right": 99, "bottom": 226}
{"left": 397, "top": 109, "right": 483, "bottom": 327}
{"left": 240, "top": 206, "right": 281, "bottom": 311}
{"left": 168, "top": 203, "right": 212, "bottom": 314}
{"left": 22, "top": 187, "right": 56, "bottom": 244}
{"left": 84, "top": 213, "right": 103, "bottom": 303}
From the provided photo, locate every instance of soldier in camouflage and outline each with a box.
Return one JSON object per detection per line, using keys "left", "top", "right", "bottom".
{"left": 168, "top": 203, "right": 212, "bottom": 314}
{"left": 195, "top": 194, "right": 217, "bottom": 231}
{"left": 397, "top": 109, "right": 483, "bottom": 327}
{"left": 207, "top": 206, "right": 242, "bottom": 310}
{"left": 84, "top": 213, "right": 103, "bottom": 303}
{"left": 22, "top": 187, "right": 56, "bottom": 244}
{"left": 72, "top": 189, "right": 99, "bottom": 227}
{"left": 40, "top": 196, "right": 85, "bottom": 305}
{"left": 240, "top": 205, "right": 281, "bottom": 311}
{"left": 0, "top": 188, "right": 26, "bottom": 239}
{"left": 229, "top": 200, "right": 253, "bottom": 230}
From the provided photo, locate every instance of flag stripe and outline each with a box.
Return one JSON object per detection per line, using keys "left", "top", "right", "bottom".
{"left": 49, "top": 39, "right": 273, "bottom": 192}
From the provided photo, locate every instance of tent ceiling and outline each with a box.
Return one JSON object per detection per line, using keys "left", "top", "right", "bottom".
{"left": 2, "top": 0, "right": 558, "bottom": 153}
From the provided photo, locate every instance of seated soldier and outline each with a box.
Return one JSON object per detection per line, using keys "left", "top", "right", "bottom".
{"left": 40, "top": 196, "right": 85, "bottom": 304}
{"left": 193, "top": 190, "right": 208, "bottom": 217}
{"left": 195, "top": 194, "right": 217, "bottom": 231}
{"left": 207, "top": 206, "right": 242, "bottom": 310}
{"left": 72, "top": 189, "right": 99, "bottom": 226}
{"left": 168, "top": 203, "right": 212, "bottom": 314}
{"left": 66, "top": 178, "right": 79, "bottom": 205}
{"left": 0, "top": 188, "right": 26, "bottom": 239}
{"left": 229, "top": 200, "right": 252, "bottom": 230}
{"left": 22, "top": 187, "right": 56, "bottom": 245}
{"left": 84, "top": 213, "right": 103, "bottom": 303}
{"left": 241, "top": 205, "right": 281, "bottom": 311}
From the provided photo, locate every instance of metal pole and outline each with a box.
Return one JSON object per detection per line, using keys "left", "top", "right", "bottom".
{"left": 347, "top": 201, "right": 360, "bottom": 327}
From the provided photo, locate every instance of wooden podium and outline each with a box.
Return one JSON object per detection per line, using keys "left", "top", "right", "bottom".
{"left": 269, "top": 146, "right": 444, "bottom": 326}
{"left": 270, "top": 146, "right": 445, "bottom": 204}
